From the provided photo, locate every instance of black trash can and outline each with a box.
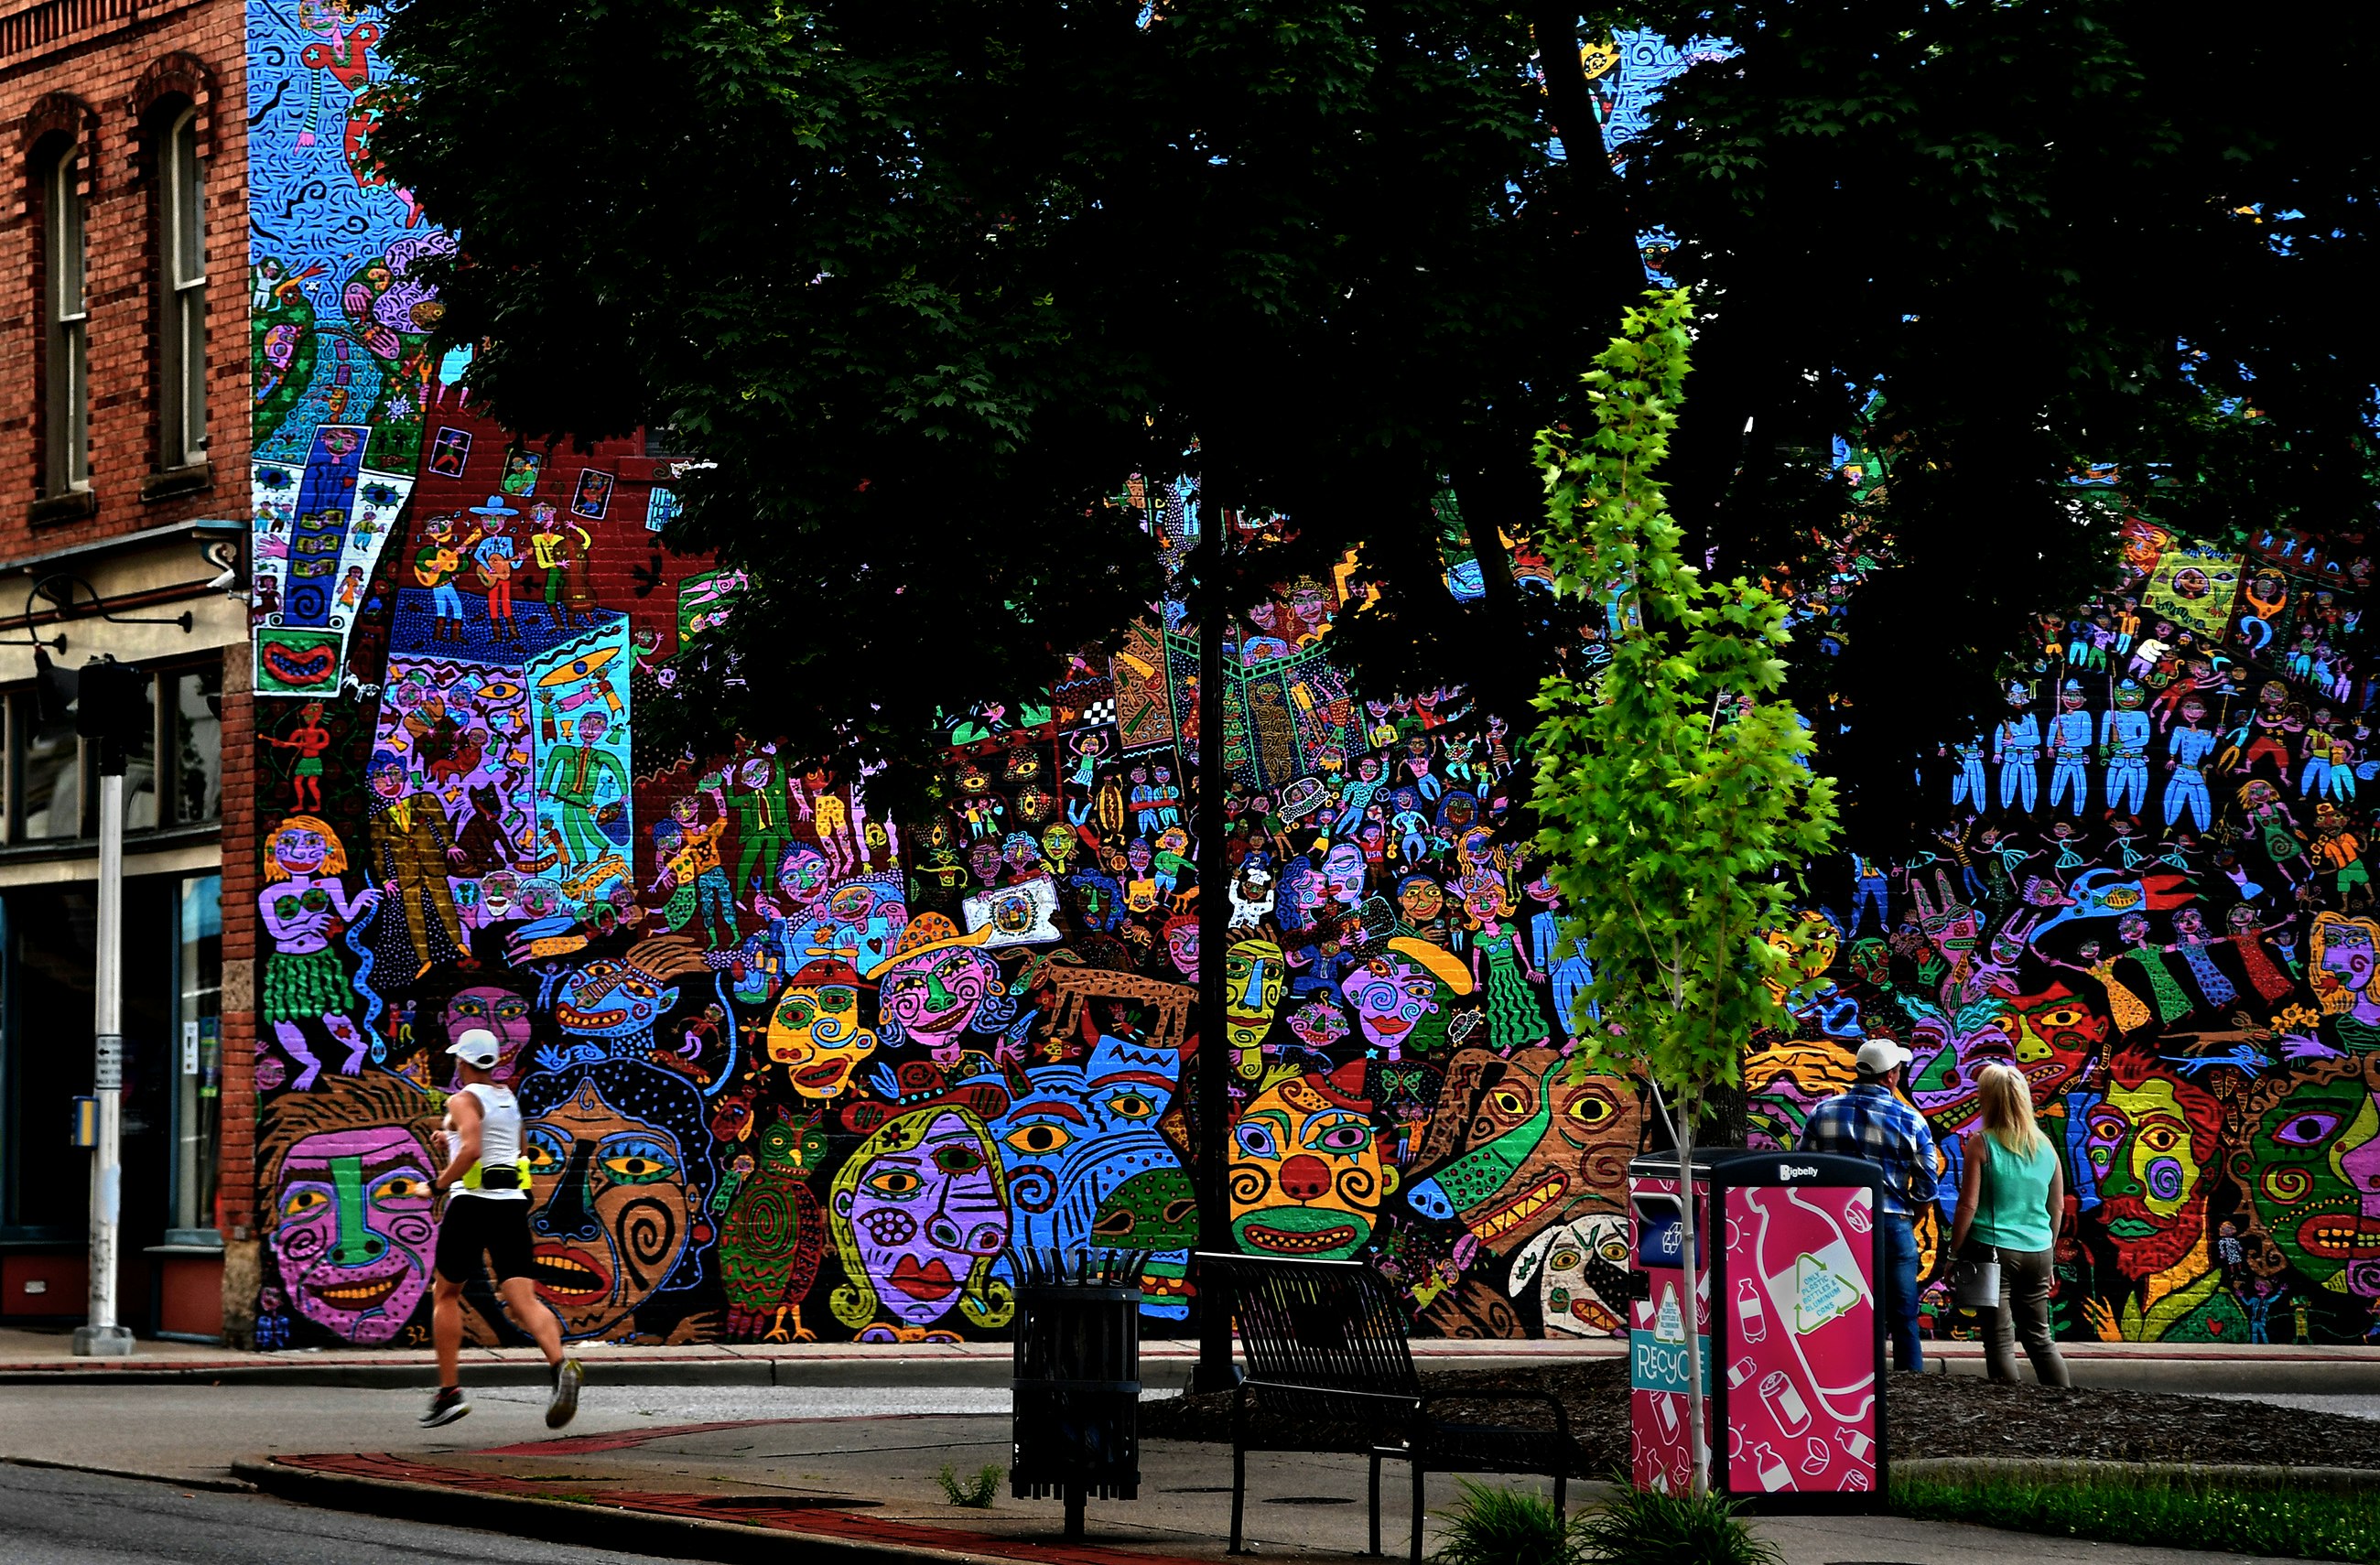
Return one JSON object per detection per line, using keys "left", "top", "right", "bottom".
{"left": 1012, "top": 1248, "right": 1148, "bottom": 1538}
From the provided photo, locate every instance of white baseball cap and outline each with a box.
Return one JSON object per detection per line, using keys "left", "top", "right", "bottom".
{"left": 447, "top": 1028, "right": 502, "bottom": 1068}
{"left": 1855, "top": 1038, "right": 1911, "bottom": 1074}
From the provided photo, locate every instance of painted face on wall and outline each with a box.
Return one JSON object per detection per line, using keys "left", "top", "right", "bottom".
{"left": 1515, "top": 1213, "right": 1631, "bottom": 1337}
{"left": 1223, "top": 938, "right": 1286, "bottom": 1072}
{"left": 523, "top": 1071, "right": 700, "bottom": 1339}
{"left": 443, "top": 987, "right": 534, "bottom": 1084}
{"left": 270, "top": 1125, "right": 437, "bottom": 1344}
{"left": 1163, "top": 918, "right": 1200, "bottom": 979}
{"left": 1339, "top": 951, "right": 1440, "bottom": 1054}
{"left": 2236, "top": 1057, "right": 2380, "bottom": 1304}
{"left": 1320, "top": 843, "right": 1367, "bottom": 908}
{"left": 1228, "top": 1063, "right": 1390, "bottom": 1258}
{"left": 1405, "top": 1049, "right": 1639, "bottom": 1252}
{"left": 833, "top": 1107, "right": 1010, "bottom": 1328}
{"left": 2311, "top": 913, "right": 2380, "bottom": 1024}
{"left": 555, "top": 956, "right": 679, "bottom": 1042}
{"left": 2083, "top": 1052, "right": 2226, "bottom": 1279}
{"left": 991, "top": 1032, "right": 1184, "bottom": 1257}
{"left": 2003, "top": 984, "right": 2106, "bottom": 1103}
{"left": 776, "top": 844, "right": 832, "bottom": 911}
{"left": 877, "top": 946, "right": 1001, "bottom": 1060}
{"left": 765, "top": 959, "right": 879, "bottom": 1098}
{"left": 1905, "top": 998, "right": 2019, "bottom": 1134}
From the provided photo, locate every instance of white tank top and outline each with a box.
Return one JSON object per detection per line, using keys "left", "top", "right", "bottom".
{"left": 457, "top": 1082, "right": 528, "bottom": 1201}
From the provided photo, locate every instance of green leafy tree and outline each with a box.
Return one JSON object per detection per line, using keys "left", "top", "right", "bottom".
{"left": 1531, "top": 289, "right": 1838, "bottom": 1495}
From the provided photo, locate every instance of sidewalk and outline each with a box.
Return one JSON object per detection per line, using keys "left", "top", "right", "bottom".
{"left": 7, "top": 1323, "right": 2377, "bottom": 1391}
{"left": 234, "top": 1408, "right": 2315, "bottom": 1565}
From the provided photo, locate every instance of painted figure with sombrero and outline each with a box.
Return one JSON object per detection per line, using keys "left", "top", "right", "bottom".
{"left": 1339, "top": 934, "right": 1476, "bottom": 1061}
{"left": 470, "top": 494, "right": 524, "bottom": 642}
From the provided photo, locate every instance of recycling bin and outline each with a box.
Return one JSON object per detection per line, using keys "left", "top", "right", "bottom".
{"left": 1707, "top": 1151, "right": 1883, "bottom": 1506}
{"left": 1627, "top": 1149, "right": 1884, "bottom": 1508}
{"left": 1012, "top": 1248, "right": 1149, "bottom": 1538}
{"left": 1625, "top": 1149, "right": 1737, "bottom": 1495}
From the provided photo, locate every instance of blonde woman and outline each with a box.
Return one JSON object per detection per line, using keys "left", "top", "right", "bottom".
{"left": 1950, "top": 1063, "right": 2072, "bottom": 1386}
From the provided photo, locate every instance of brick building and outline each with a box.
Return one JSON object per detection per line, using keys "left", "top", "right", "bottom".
{"left": 0, "top": 0, "right": 250, "bottom": 1341}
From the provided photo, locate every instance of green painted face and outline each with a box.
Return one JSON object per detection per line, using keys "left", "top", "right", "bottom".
{"left": 2239, "top": 1059, "right": 2380, "bottom": 1301}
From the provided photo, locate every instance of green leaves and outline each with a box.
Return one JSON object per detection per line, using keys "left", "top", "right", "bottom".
{"left": 1529, "top": 290, "right": 1839, "bottom": 1104}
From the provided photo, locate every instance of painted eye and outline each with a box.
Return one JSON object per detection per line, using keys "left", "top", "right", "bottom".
{"left": 934, "top": 1144, "right": 986, "bottom": 1174}
{"left": 524, "top": 1131, "right": 567, "bottom": 1174}
{"left": 1492, "top": 1089, "right": 1529, "bottom": 1117}
{"left": 1567, "top": 1094, "right": 1617, "bottom": 1126}
{"left": 1105, "top": 1091, "right": 1156, "bottom": 1120}
{"left": 2274, "top": 1112, "right": 2342, "bottom": 1147}
{"left": 1004, "top": 1123, "right": 1073, "bottom": 1154}
{"left": 2137, "top": 1125, "right": 2183, "bottom": 1154}
{"left": 1311, "top": 1117, "right": 1370, "bottom": 1153}
{"left": 1600, "top": 1237, "right": 1631, "bottom": 1263}
{"left": 820, "top": 988, "right": 857, "bottom": 1015}
{"left": 281, "top": 1188, "right": 330, "bottom": 1218}
{"left": 776, "top": 998, "right": 817, "bottom": 1029}
{"left": 1550, "top": 1248, "right": 1582, "bottom": 1271}
{"left": 598, "top": 1137, "right": 678, "bottom": 1185}
{"left": 1236, "top": 1122, "right": 1280, "bottom": 1160}
{"left": 372, "top": 1175, "right": 430, "bottom": 1203}
{"left": 864, "top": 1168, "right": 923, "bottom": 1199}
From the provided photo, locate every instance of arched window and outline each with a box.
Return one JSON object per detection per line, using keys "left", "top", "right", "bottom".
{"left": 42, "top": 138, "right": 88, "bottom": 494}
{"left": 157, "top": 104, "right": 207, "bottom": 471}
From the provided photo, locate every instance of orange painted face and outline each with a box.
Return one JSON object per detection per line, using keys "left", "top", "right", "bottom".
{"left": 1229, "top": 1066, "right": 1390, "bottom": 1258}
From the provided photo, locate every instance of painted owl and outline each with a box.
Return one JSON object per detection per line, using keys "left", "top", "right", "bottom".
{"left": 719, "top": 1108, "right": 831, "bottom": 1342}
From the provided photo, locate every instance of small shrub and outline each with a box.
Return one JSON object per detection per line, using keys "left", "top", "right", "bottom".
{"left": 1432, "top": 1478, "right": 1577, "bottom": 1565}
{"left": 1573, "top": 1484, "right": 1780, "bottom": 1565}
{"left": 936, "top": 1463, "right": 1003, "bottom": 1508}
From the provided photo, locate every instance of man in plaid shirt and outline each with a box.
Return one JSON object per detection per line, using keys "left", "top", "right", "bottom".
{"left": 1798, "top": 1037, "right": 1939, "bottom": 1371}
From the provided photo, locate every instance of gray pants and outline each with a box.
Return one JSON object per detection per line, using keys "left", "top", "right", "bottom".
{"left": 1983, "top": 1245, "right": 2071, "bottom": 1387}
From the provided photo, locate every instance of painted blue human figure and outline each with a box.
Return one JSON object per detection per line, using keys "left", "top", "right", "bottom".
{"left": 1850, "top": 854, "right": 1890, "bottom": 935}
{"left": 1995, "top": 684, "right": 2042, "bottom": 814}
{"left": 1951, "top": 739, "right": 1987, "bottom": 810}
{"left": 1330, "top": 757, "right": 1387, "bottom": 837}
{"left": 2048, "top": 680, "right": 2094, "bottom": 815}
{"left": 2101, "top": 679, "right": 2152, "bottom": 813}
{"left": 2164, "top": 705, "right": 2218, "bottom": 832}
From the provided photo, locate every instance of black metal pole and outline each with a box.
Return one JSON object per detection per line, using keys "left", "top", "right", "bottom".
{"left": 1192, "top": 504, "right": 1236, "bottom": 1394}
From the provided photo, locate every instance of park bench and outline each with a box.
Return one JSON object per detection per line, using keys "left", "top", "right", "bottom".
{"left": 1195, "top": 1252, "right": 1570, "bottom": 1562}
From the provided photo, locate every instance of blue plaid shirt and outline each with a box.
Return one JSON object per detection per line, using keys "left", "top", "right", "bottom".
{"left": 1797, "top": 1083, "right": 1940, "bottom": 1219}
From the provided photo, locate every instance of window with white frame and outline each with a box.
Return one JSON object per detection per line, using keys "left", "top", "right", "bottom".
{"left": 157, "top": 108, "right": 207, "bottom": 471}
{"left": 43, "top": 141, "right": 89, "bottom": 494}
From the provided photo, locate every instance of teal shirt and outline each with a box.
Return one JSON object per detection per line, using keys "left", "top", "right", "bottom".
{"left": 1972, "top": 1133, "right": 2058, "bottom": 1252}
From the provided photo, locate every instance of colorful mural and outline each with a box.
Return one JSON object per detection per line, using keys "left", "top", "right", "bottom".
{"left": 243, "top": 2, "right": 2378, "bottom": 1355}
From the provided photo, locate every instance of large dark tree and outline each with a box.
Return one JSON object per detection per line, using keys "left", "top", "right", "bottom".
{"left": 371, "top": 0, "right": 1631, "bottom": 800}
{"left": 1615, "top": 0, "right": 2380, "bottom": 848}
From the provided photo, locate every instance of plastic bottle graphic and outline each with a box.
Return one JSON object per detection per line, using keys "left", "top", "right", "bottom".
{"left": 1758, "top": 1190, "right": 1875, "bottom": 1408}
{"left": 1836, "top": 1426, "right": 1875, "bottom": 1464}
{"left": 1752, "top": 1441, "right": 1793, "bottom": 1492}
{"left": 1758, "top": 1370, "right": 1812, "bottom": 1435}
{"left": 1735, "top": 1277, "right": 1768, "bottom": 1343}
{"left": 1727, "top": 1355, "right": 1758, "bottom": 1389}
{"left": 1654, "top": 1391, "right": 1680, "bottom": 1440}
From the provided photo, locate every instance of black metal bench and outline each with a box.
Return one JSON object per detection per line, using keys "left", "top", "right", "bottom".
{"left": 1195, "top": 1252, "right": 1570, "bottom": 1562}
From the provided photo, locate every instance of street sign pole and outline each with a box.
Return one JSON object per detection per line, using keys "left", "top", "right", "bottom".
{"left": 72, "top": 661, "right": 138, "bottom": 1357}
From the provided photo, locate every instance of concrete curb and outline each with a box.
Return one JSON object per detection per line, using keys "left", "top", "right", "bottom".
{"left": 0, "top": 1453, "right": 253, "bottom": 1494}
{"left": 1896, "top": 1456, "right": 2380, "bottom": 1495}
{"left": 1929, "top": 1356, "right": 2380, "bottom": 1394}
{"left": 231, "top": 1457, "right": 1111, "bottom": 1565}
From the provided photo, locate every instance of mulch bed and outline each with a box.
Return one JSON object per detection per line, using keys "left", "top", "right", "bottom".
{"left": 1141, "top": 1359, "right": 2378, "bottom": 1473}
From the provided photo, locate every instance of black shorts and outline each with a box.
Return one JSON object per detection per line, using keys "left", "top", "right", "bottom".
{"left": 436, "top": 1193, "right": 536, "bottom": 1285}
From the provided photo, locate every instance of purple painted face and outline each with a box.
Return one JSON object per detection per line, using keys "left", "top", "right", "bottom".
{"left": 1340, "top": 953, "right": 1441, "bottom": 1052}
{"left": 443, "top": 987, "right": 534, "bottom": 1084}
{"left": 879, "top": 947, "right": 1000, "bottom": 1060}
{"left": 270, "top": 1126, "right": 437, "bottom": 1344}
{"left": 837, "top": 1108, "right": 1010, "bottom": 1327}
{"left": 1321, "top": 843, "right": 1367, "bottom": 906}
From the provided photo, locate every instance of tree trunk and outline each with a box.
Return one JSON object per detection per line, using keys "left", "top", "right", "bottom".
{"left": 1674, "top": 1095, "right": 1709, "bottom": 1498}
{"left": 1525, "top": 5, "right": 1655, "bottom": 323}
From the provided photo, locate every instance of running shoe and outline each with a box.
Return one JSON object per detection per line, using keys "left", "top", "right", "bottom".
{"left": 546, "top": 1357, "right": 583, "bottom": 1429}
{"left": 419, "top": 1386, "right": 471, "bottom": 1428}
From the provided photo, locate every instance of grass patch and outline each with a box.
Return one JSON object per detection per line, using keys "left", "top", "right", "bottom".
{"left": 1891, "top": 1472, "right": 2380, "bottom": 1564}
{"left": 936, "top": 1463, "right": 1003, "bottom": 1508}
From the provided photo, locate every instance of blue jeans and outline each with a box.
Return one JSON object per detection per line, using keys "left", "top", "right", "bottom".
{"left": 1879, "top": 1214, "right": 1923, "bottom": 1372}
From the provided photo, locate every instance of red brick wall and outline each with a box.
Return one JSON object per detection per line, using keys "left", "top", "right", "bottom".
{"left": 0, "top": 0, "right": 249, "bottom": 550}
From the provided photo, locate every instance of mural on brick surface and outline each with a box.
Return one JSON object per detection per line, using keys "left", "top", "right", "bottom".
{"left": 242, "top": 1, "right": 2378, "bottom": 1353}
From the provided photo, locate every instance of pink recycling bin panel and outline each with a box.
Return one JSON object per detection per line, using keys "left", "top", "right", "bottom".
{"left": 1712, "top": 1155, "right": 1885, "bottom": 1508}
{"left": 1626, "top": 1156, "right": 1716, "bottom": 1495}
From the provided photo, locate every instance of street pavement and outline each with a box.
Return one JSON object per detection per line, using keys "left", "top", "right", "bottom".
{"left": 0, "top": 1380, "right": 2354, "bottom": 1565}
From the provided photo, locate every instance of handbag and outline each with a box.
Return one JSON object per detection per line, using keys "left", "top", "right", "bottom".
{"left": 1953, "top": 1254, "right": 2002, "bottom": 1307}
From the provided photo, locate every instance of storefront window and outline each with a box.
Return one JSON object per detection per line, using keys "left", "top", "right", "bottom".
{"left": 17, "top": 696, "right": 81, "bottom": 841}
{"left": 174, "top": 874, "right": 222, "bottom": 1235}
{"left": 171, "top": 669, "right": 222, "bottom": 826}
{"left": 120, "top": 671, "right": 160, "bottom": 833}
